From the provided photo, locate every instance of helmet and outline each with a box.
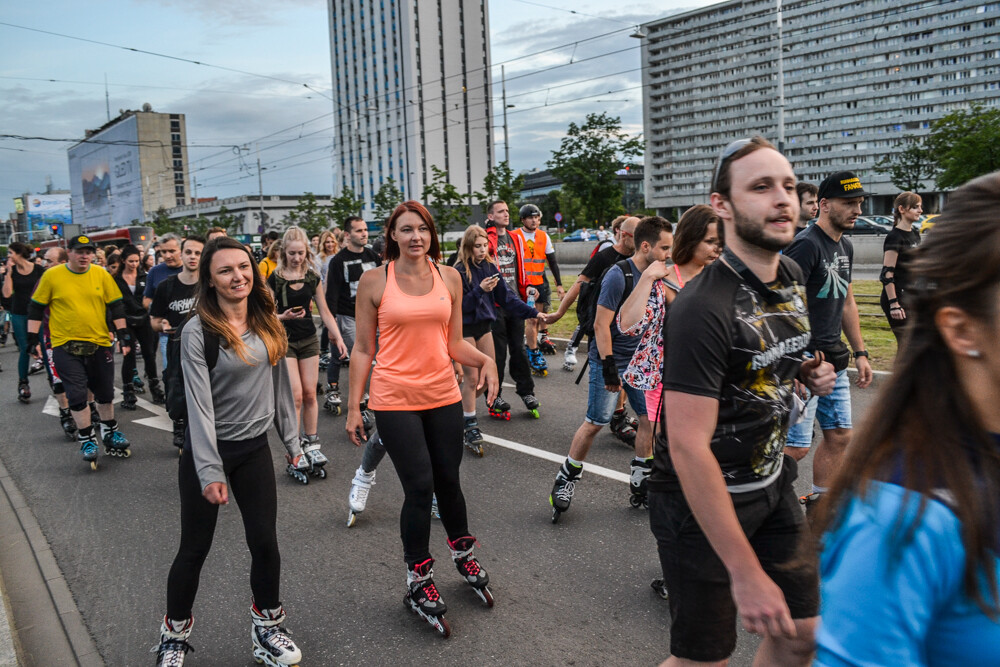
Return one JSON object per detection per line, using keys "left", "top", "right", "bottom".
{"left": 519, "top": 204, "right": 541, "bottom": 219}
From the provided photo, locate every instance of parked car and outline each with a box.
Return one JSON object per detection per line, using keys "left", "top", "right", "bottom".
{"left": 846, "top": 216, "right": 891, "bottom": 235}
{"left": 561, "top": 228, "right": 595, "bottom": 242}
{"left": 918, "top": 213, "right": 940, "bottom": 232}
{"left": 869, "top": 215, "right": 894, "bottom": 227}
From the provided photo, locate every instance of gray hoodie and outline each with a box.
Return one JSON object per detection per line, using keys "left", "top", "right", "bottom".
{"left": 181, "top": 315, "right": 301, "bottom": 490}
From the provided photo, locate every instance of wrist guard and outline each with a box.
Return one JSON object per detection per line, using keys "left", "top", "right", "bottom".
{"left": 116, "top": 328, "right": 133, "bottom": 345}
{"left": 602, "top": 356, "right": 620, "bottom": 388}
{"left": 26, "top": 331, "right": 39, "bottom": 349}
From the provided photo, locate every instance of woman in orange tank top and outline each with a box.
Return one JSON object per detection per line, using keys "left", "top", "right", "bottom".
{"left": 346, "top": 201, "right": 499, "bottom": 631}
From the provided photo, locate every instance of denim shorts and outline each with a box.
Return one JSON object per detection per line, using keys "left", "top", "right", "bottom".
{"left": 585, "top": 358, "right": 647, "bottom": 425}
{"left": 786, "top": 369, "right": 852, "bottom": 448}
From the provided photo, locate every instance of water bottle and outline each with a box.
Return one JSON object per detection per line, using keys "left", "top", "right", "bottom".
{"left": 526, "top": 287, "right": 537, "bottom": 308}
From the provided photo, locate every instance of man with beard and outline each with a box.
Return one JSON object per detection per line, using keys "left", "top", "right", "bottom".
{"left": 783, "top": 171, "right": 873, "bottom": 505}
{"left": 648, "top": 137, "right": 836, "bottom": 666}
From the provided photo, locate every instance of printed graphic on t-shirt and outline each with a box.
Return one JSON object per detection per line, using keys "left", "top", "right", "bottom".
{"left": 343, "top": 258, "right": 378, "bottom": 298}
{"left": 495, "top": 234, "right": 517, "bottom": 291}
{"left": 817, "top": 252, "right": 851, "bottom": 299}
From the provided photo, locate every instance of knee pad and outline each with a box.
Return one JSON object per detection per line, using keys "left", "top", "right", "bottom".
{"left": 52, "top": 381, "right": 65, "bottom": 395}
{"left": 69, "top": 401, "right": 89, "bottom": 413}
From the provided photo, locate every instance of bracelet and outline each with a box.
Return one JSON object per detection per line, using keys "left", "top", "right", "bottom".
{"left": 890, "top": 304, "right": 903, "bottom": 311}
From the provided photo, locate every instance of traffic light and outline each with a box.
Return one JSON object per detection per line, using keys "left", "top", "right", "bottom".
{"left": 49, "top": 223, "right": 63, "bottom": 236}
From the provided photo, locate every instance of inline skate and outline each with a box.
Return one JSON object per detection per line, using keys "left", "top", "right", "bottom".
{"left": 100, "top": 420, "right": 131, "bottom": 458}
{"left": 463, "top": 416, "right": 485, "bottom": 457}
{"left": 527, "top": 348, "right": 548, "bottom": 376}
{"left": 132, "top": 369, "right": 145, "bottom": 394}
{"left": 17, "top": 379, "right": 30, "bottom": 403}
{"left": 120, "top": 386, "right": 138, "bottom": 410}
{"left": 549, "top": 459, "right": 583, "bottom": 523}
{"left": 447, "top": 536, "right": 494, "bottom": 607}
{"left": 537, "top": 330, "right": 556, "bottom": 355}
{"left": 250, "top": 604, "right": 302, "bottom": 666}
{"left": 318, "top": 351, "right": 330, "bottom": 371}
{"left": 152, "top": 616, "right": 194, "bottom": 667}
{"left": 521, "top": 393, "right": 540, "bottom": 419}
{"left": 323, "top": 383, "right": 342, "bottom": 415}
{"left": 300, "top": 434, "right": 327, "bottom": 479}
{"left": 78, "top": 427, "right": 100, "bottom": 470}
{"left": 629, "top": 457, "right": 653, "bottom": 509}
{"left": 286, "top": 453, "right": 310, "bottom": 485}
{"left": 148, "top": 377, "right": 165, "bottom": 405}
{"left": 172, "top": 419, "right": 186, "bottom": 453}
{"left": 404, "top": 558, "right": 450, "bottom": 638}
{"left": 487, "top": 395, "right": 511, "bottom": 421}
{"left": 651, "top": 579, "right": 669, "bottom": 600}
{"left": 360, "top": 393, "right": 375, "bottom": 435}
{"left": 58, "top": 407, "right": 77, "bottom": 440}
{"left": 347, "top": 465, "right": 377, "bottom": 527}
{"left": 562, "top": 345, "right": 578, "bottom": 372}
{"left": 431, "top": 494, "right": 440, "bottom": 520}
{"left": 609, "top": 408, "right": 637, "bottom": 447}
{"left": 29, "top": 358, "right": 44, "bottom": 375}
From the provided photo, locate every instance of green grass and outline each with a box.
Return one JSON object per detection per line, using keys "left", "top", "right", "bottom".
{"left": 540, "top": 276, "right": 897, "bottom": 372}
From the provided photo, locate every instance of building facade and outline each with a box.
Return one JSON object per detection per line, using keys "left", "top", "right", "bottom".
{"left": 328, "top": 0, "right": 494, "bottom": 218}
{"left": 164, "top": 194, "right": 333, "bottom": 235}
{"left": 67, "top": 107, "right": 190, "bottom": 229}
{"left": 641, "top": 0, "right": 1000, "bottom": 213}
{"left": 520, "top": 166, "right": 646, "bottom": 214}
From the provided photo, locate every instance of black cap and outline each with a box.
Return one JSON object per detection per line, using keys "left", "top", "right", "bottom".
{"left": 818, "top": 171, "right": 871, "bottom": 199}
{"left": 68, "top": 235, "right": 97, "bottom": 251}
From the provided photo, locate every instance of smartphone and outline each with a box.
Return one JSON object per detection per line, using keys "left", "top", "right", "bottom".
{"left": 290, "top": 306, "right": 305, "bottom": 314}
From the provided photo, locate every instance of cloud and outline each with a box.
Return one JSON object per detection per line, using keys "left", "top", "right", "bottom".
{"left": 139, "top": 0, "right": 323, "bottom": 26}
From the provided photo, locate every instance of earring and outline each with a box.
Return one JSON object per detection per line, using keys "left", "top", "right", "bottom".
{"left": 968, "top": 350, "right": 982, "bottom": 358}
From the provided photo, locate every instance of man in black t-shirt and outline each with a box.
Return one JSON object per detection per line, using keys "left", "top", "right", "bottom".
{"left": 323, "top": 216, "right": 381, "bottom": 408}
{"left": 150, "top": 235, "right": 204, "bottom": 449}
{"left": 784, "top": 171, "right": 873, "bottom": 502}
{"left": 649, "top": 136, "right": 836, "bottom": 666}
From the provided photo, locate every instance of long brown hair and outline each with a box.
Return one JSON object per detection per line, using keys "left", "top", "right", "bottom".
{"left": 384, "top": 200, "right": 441, "bottom": 262}
{"left": 892, "top": 191, "right": 922, "bottom": 226}
{"left": 458, "top": 224, "right": 493, "bottom": 283}
{"left": 196, "top": 237, "right": 287, "bottom": 365}
{"left": 813, "top": 171, "right": 1000, "bottom": 616}
{"left": 670, "top": 205, "right": 721, "bottom": 266}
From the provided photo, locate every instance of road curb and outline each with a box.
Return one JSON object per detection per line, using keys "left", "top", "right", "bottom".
{"left": 0, "top": 457, "right": 103, "bottom": 666}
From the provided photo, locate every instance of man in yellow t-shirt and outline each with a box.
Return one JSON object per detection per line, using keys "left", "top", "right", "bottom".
{"left": 27, "top": 235, "right": 133, "bottom": 467}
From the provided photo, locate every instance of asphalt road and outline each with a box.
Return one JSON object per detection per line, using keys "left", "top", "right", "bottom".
{"left": 0, "top": 341, "right": 879, "bottom": 666}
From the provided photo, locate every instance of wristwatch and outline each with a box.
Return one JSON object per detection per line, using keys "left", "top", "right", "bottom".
{"left": 853, "top": 350, "right": 869, "bottom": 359}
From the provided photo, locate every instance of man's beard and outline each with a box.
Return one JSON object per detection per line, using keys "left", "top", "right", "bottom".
{"left": 732, "top": 204, "right": 792, "bottom": 253}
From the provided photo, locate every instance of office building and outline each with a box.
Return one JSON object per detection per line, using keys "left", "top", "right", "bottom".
{"left": 641, "top": 0, "right": 1000, "bottom": 213}
{"left": 328, "top": 0, "right": 494, "bottom": 218}
{"left": 67, "top": 106, "right": 191, "bottom": 228}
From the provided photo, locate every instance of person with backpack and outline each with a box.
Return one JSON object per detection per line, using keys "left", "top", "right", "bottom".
{"left": 267, "top": 226, "right": 347, "bottom": 484}
{"left": 548, "top": 216, "right": 640, "bottom": 443}
{"left": 547, "top": 216, "right": 674, "bottom": 522}
{"left": 153, "top": 237, "right": 306, "bottom": 667}
{"left": 113, "top": 245, "right": 165, "bottom": 409}
{"left": 151, "top": 235, "right": 205, "bottom": 451}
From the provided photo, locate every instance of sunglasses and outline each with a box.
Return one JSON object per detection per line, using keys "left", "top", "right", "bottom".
{"left": 711, "top": 138, "right": 753, "bottom": 193}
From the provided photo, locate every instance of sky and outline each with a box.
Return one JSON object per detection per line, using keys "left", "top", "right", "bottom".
{"left": 0, "top": 0, "right": 721, "bottom": 220}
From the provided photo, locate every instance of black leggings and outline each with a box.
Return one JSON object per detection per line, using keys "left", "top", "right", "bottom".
{"left": 166, "top": 435, "right": 280, "bottom": 620}
{"left": 121, "top": 320, "right": 158, "bottom": 385}
{"left": 375, "top": 401, "right": 469, "bottom": 566}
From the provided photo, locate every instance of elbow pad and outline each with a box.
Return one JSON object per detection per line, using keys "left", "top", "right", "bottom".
{"left": 27, "top": 300, "right": 45, "bottom": 321}
{"left": 878, "top": 266, "right": 895, "bottom": 286}
{"left": 108, "top": 299, "right": 126, "bottom": 321}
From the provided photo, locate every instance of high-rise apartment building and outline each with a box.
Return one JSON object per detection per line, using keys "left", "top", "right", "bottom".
{"left": 328, "top": 0, "right": 494, "bottom": 219}
{"left": 641, "top": 0, "right": 1000, "bottom": 213}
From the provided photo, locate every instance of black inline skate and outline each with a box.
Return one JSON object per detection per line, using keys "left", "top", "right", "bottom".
{"left": 488, "top": 394, "right": 511, "bottom": 420}
{"left": 120, "top": 386, "right": 138, "bottom": 410}
{"left": 148, "top": 377, "right": 165, "bottom": 405}
{"left": 172, "top": 419, "right": 186, "bottom": 453}
{"left": 463, "top": 416, "right": 485, "bottom": 457}
{"left": 152, "top": 616, "right": 194, "bottom": 667}
{"left": 132, "top": 369, "right": 145, "bottom": 394}
{"left": 549, "top": 459, "right": 583, "bottom": 523}
{"left": 77, "top": 427, "right": 100, "bottom": 471}
{"left": 404, "top": 558, "right": 450, "bottom": 638}
{"left": 318, "top": 351, "right": 330, "bottom": 371}
{"left": 527, "top": 348, "right": 548, "bottom": 376}
{"left": 609, "top": 408, "right": 637, "bottom": 447}
{"left": 100, "top": 420, "right": 131, "bottom": 458}
{"left": 250, "top": 603, "right": 302, "bottom": 666}
{"left": 629, "top": 457, "right": 653, "bottom": 508}
{"left": 521, "top": 393, "right": 540, "bottom": 419}
{"left": 537, "top": 330, "right": 556, "bottom": 355}
{"left": 17, "top": 378, "right": 30, "bottom": 403}
{"left": 360, "top": 393, "right": 375, "bottom": 434}
{"left": 447, "top": 536, "right": 494, "bottom": 607}
{"left": 58, "top": 407, "right": 77, "bottom": 440}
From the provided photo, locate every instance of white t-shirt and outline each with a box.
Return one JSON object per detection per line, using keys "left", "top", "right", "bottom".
{"left": 518, "top": 229, "right": 554, "bottom": 256}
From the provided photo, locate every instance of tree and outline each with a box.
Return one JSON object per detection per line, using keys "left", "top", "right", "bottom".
{"left": 327, "top": 188, "right": 365, "bottom": 230}
{"left": 215, "top": 206, "right": 243, "bottom": 235}
{"left": 474, "top": 161, "right": 525, "bottom": 211}
{"left": 150, "top": 207, "right": 183, "bottom": 235}
{"left": 874, "top": 140, "right": 938, "bottom": 192}
{"left": 372, "top": 177, "right": 404, "bottom": 223}
{"left": 925, "top": 103, "right": 1000, "bottom": 190}
{"left": 547, "top": 113, "right": 643, "bottom": 226}
{"left": 556, "top": 189, "right": 587, "bottom": 230}
{"left": 285, "top": 192, "right": 336, "bottom": 237}
{"left": 422, "top": 166, "right": 472, "bottom": 229}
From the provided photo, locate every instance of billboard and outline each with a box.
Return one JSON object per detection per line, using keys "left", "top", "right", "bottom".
{"left": 68, "top": 115, "right": 144, "bottom": 229}
{"left": 26, "top": 194, "right": 72, "bottom": 232}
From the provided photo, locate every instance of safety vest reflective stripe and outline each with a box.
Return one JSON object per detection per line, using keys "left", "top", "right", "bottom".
{"left": 517, "top": 229, "right": 547, "bottom": 286}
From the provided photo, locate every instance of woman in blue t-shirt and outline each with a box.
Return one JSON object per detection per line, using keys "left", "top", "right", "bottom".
{"left": 813, "top": 171, "right": 1000, "bottom": 666}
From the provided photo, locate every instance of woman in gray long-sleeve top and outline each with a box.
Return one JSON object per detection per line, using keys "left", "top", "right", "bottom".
{"left": 152, "top": 237, "right": 305, "bottom": 667}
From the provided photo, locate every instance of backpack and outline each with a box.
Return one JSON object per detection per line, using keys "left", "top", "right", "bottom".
{"left": 164, "top": 318, "right": 221, "bottom": 422}
{"left": 576, "top": 258, "right": 635, "bottom": 340}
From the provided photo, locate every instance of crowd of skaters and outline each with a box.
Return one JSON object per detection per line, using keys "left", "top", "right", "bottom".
{"left": 0, "top": 140, "right": 998, "bottom": 664}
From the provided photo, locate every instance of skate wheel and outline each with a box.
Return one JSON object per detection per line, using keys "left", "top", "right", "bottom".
{"left": 90, "top": 460, "right": 98, "bottom": 471}
{"left": 347, "top": 512, "right": 357, "bottom": 528}
{"left": 317, "top": 467, "right": 327, "bottom": 479}
{"left": 475, "top": 445, "right": 484, "bottom": 458}
{"left": 529, "top": 409, "right": 539, "bottom": 419}
{"left": 551, "top": 508, "right": 561, "bottom": 524}
{"left": 478, "top": 586, "right": 495, "bottom": 607}
{"left": 437, "top": 616, "right": 451, "bottom": 638}
{"left": 629, "top": 495, "right": 642, "bottom": 508}
{"left": 122, "top": 449, "right": 131, "bottom": 458}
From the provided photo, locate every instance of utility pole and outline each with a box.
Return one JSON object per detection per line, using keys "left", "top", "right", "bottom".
{"left": 105, "top": 73, "right": 111, "bottom": 121}
{"left": 502, "top": 65, "right": 510, "bottom": 165}
{"left": 776, "top": 0, "right": 786, "bottom": 153}
{"left": 256, "top": 143, "right": 264, "bottom": 229}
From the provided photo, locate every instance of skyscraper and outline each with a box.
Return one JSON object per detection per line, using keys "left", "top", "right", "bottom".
{"left": 328, "top": 0, "right": 494, "bottom": 219}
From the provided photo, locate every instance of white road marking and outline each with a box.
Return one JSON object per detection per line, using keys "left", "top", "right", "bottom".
{"left": 481, "top": 434, "right": 629, "bottom": 484}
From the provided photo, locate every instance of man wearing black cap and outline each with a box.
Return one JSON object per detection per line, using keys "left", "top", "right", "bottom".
{"left": 26, "top": 235, "right": 134, "bottom": 468}
{"left": 784, "top": 171, "right": 874, "bottom": 508}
